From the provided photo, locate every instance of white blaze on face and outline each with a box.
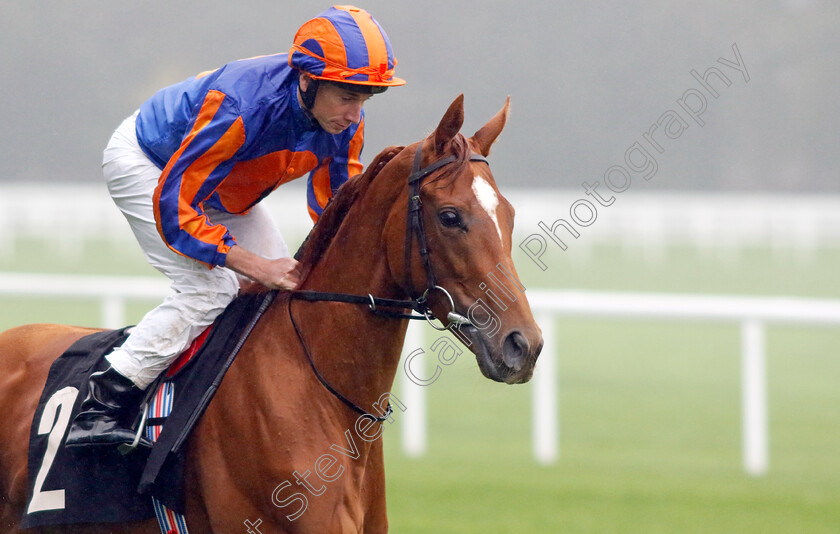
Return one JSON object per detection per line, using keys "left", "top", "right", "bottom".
{"left": 471, "top": 176, "right": 503, "bottom": 243}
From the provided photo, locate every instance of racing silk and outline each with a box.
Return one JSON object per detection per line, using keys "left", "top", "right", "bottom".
{"left": 135, "top": 53, "right": 364, "bottom": 267}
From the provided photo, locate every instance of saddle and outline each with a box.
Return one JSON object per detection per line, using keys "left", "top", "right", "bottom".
{"left": 21, "top": 290, "right": 275, "bottom": 530}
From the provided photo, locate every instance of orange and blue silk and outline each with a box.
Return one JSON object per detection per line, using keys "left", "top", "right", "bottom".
{"left": 135, "top": 53, "right": 363, "bottom": 267}
{"left": 289, "top": 5, "right": 399, "bottom": 85}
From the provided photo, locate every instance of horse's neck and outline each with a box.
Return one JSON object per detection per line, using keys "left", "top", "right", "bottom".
{"left": 288, "top": 185, "right": 408, "bottom": 409}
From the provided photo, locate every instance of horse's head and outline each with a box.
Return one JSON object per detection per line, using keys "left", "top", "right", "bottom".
{"left": 384, "top": 95, "right": 543, "bottom": 384}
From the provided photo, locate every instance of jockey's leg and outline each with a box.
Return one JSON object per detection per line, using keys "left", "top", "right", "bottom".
{"left": 66, "top": 112, "right": 288, "bottom": 447}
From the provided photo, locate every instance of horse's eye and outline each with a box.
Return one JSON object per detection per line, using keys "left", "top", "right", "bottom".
{"left": 438, "top": 209, "right": 463, "bottom": 228}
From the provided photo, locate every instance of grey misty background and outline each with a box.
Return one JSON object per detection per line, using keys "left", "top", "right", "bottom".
{"left": 1, "top": 0, "right": 837, "bottom": 193}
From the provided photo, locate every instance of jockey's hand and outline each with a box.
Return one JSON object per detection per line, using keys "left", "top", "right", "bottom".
{"left": 225, "top": 245, "right": 302, "bottom": 290}
{"left": 256, "top": 257, "right": 303, "bottom": 290}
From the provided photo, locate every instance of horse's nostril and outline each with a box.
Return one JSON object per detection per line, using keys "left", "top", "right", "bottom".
{"left": 502, "top": 331, "right": 529, "bottom": 370}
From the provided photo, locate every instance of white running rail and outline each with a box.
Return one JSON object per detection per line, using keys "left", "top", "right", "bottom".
{"left": 399, "top": 290, "right": 840, "bottom": 476}
{"left": 3, "top": 272, "right": 840, "bottom": 476}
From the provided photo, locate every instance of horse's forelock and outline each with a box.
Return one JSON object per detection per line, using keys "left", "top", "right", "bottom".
{"left": 423, "top": 133, "right": 472, "bottom": 190}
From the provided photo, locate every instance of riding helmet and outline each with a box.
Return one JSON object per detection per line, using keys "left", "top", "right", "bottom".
{"left": 289, "top": 5, "right": 405, "bottom": 107}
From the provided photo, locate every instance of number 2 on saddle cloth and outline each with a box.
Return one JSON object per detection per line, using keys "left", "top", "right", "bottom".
{"left": 22, "top": 290, "right": 274, "bottom": 531}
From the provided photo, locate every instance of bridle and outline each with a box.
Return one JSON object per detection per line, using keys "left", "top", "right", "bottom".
{"left": 287, "top": 140, "right": 489, "bottom": 421}
{"left": 403, "top": 140, "right": 488, "bottom": 328}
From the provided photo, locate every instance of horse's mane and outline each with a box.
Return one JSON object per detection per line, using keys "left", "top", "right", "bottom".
{"left": 294, "top": 145, "right": 405, "bottom": 272}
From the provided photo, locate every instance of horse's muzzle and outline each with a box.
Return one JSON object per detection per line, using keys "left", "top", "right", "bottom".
{"left": 465, "top": 326, "right": 542, "bottom": 384}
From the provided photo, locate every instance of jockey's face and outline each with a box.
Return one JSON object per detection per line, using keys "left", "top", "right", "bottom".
{"left": 299, "top": 76, "right": 371, "bottom": 134}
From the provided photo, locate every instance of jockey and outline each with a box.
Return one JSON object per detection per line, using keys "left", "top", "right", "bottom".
{"left": 66, "top": 6, "right": 405, "bottom": 448}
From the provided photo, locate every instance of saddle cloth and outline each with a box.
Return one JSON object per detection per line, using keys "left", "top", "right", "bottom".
{"left": 20, "top": 290, "right": 275, "bottom": 529}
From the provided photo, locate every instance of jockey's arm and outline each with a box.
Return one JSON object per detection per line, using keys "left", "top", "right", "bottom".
{"left": 224, "top": 244, "right": 301, "bottom": 290}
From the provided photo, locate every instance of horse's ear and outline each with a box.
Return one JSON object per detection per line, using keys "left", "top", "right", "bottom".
{"left": 433, "top": 94, "right": 465, "bottom": 154}
{"left": 471, "top": 96, "right": 510, "bottom": 157}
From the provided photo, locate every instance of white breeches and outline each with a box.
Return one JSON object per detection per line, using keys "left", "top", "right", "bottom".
{"left": 102, "top": 111, "right": 289, "bottom": 389}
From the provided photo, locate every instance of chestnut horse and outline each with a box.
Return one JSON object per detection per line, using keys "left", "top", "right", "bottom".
{"left": 0, "top": 95, "right": 542, "bottom": 533}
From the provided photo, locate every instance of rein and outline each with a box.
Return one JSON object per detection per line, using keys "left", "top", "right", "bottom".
{"left": 290, "top": 290, "right": 421, "bottom": 320}
{"left": 288, "top": 141, "right": 489, "bottom": 422}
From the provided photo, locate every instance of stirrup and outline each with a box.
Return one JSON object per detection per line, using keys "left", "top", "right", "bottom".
{"left": 117, "top": 402, "right": 152, "bottom": 455}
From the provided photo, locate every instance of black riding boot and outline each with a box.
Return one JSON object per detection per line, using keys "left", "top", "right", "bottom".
{"left": 65, "top": 366, "right": 146, "bottom": 448}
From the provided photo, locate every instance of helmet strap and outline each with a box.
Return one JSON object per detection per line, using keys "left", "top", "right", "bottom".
{"left": 299, "top": 75, "right": 320, "bottom": 110}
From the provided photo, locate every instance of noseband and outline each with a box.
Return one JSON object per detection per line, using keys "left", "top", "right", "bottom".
{"left": 288, "top": 141, "right": 489, "bottom": 420}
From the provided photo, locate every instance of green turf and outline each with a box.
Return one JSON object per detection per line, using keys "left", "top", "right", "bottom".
{"left": 382, "top": 319, "right": 840, "bottom": 533}
{"left": 1, "top": 238, "right": 839, "bottom": 532}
